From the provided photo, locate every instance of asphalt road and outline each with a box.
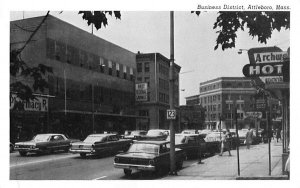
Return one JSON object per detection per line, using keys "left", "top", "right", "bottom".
{"left": 10, "top": 150, "right": 202, "bottom": 180}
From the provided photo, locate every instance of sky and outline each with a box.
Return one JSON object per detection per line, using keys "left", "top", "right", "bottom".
{"left": 10, "top": 11, "right": 290, "bottom": 105}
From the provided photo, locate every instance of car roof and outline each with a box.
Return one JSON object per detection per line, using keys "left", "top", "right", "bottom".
{"left": 35, "top": 133, "right": 64, "bottom": 136}
{"left": 88, "top": 134, "right": 116, "bottom": 137}
{"left": 133, "top": 140, "right": 170, "bottom": 145}
{"left": 176, "top": 133, "right": 199, "bottom": 136}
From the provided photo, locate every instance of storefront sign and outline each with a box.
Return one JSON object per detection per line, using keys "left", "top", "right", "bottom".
{"left": 135, "top": 83, "right": 148, "bottom": 102}
{"left": 245, "top": 111, "right": 262, "bottom": 119}
{"left": 10, "top": 94, "right": 48, "bottom": 112}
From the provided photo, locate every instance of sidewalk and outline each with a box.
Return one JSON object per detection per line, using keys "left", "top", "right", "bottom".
{"left": 163, "top": 140, "right": 288, "bottom": 180}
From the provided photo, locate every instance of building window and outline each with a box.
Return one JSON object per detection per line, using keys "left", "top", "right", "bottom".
{"left": 108, "top": 60, "right": 113, "bottom": 75}
{"left": 123, "top": 65, "right": 127, "bottom": 79}
{"left": 99, "top": 57, "right": 105, "bottom": 73}
{"left": 139, "top": 110, "right": 149, "bottom": 117}
{"left": 144, "top": 77, "right": 150, "bottom": 87}
{"left": 239, "top": 95, "right": 243, "bottom": 100}
{"left": 226, "top": 103, "right": 232, "bottom": 110}
{"left": 204, "top": 97, "right": 207, "bottom": 104}
{"left": 144, "top": 62, "right": 150, "bottom": 72}
{"left": 137, "top": 77, "right": 142, "bottom": 82}
{"left": 218, "top": 104, "right": 221, "bottom": 110}
{"left": 116, "top": 63, "right": 120, "bottom": 77}
{"left": 137, "top": 63, "right": 142, "bottom": 73}
{"left": 130, "top": 67, "right": 134, "bottom": 81}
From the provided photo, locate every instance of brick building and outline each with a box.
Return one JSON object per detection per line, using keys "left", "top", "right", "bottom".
{"left": 10, "top": 15, "right": 141, "bottom": 141}
{"left": 135, "top": 53, "right": 181, "bottom": 131}
{"left": 199, "top": 77, "right": 257, "bottom": 130}
{"left": 185, "top": 94, "right": 200, "bottom": 106}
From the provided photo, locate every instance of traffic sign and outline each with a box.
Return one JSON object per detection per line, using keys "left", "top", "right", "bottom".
{"left": 167, "top": 109, "right": 176, "bottom": 120}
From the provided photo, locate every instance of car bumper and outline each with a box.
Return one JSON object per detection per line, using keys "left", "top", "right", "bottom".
{"left": 69, "top": 149, "right": 95, "bottom": 154}
{"left": 14, "top": 148, "right": 40, "bottom": 152}
{"left": 114, "top": 163, "right": 156, "bottom": 171}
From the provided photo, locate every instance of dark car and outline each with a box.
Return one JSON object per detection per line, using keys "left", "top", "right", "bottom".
{"left": 167, "top": 134, "right": 206, "bottom": 159}
{"left": 70, "top": 133, "right": 132, "bottom": 158}
{"left": 114, "top": 140, "right": 186, "bottom": 176}
{"left": 14, "top": 134, "right": 76, "bottom": 156}
{"left": 140, "top": 129, "right": 169, "bottom": 141}
{"left": 123, "top": 130, "right": 148, "bottom": 140}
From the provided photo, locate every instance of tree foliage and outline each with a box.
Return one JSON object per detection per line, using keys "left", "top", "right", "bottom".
{"left": 211, "top": 11, "right": 290, "bottom": 50}
{"left": 78, "top": 11, "right": 121, "bottom": 30}
{"left": 10, "top": 11, "right": 53, "bottom": 103}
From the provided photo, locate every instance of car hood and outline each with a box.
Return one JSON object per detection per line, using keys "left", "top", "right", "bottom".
{"left": 116, "top": 152, "right": 157, "bottom": 159}
{"left": 15, "top": 141, "right": 37, "bottom": 146}
{"left": 71, "top": 141, "right": 94, "bottom": 146}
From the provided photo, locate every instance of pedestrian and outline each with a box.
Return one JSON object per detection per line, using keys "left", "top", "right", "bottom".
{"left": 276, "top": 128, "right": 281, "bottom": 142}
{"left": 219, "top": 129, "right": 231, "bottom": 156}
{"left": 245, "top": 128, "right": 253, "bottom": 149}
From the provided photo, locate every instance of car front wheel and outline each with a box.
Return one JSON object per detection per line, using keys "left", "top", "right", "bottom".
{"left": 124, "top": 169, "right": 132, "bottom": 176}
{"left": 19, "top": 151, "right": 27, "bottom": 156}
{"left": 80, "top": 153, "right": 86, "bottom": 158}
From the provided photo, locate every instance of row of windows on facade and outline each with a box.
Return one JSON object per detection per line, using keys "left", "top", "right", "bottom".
{"left": 200, "top": 82, "right": 250, "bottom": 92}
{"left": 200, "top": 94, "right": 244, "bottom": 104}
{"left": 136, "top": 62, "right": 169, "bottom": 76}
{"left": 136, "top": 77, "right": 177, "bottom": 92}
{"left": 203, "top": 103, "right": 244, "bottom": 112}
{"left": 48, "top": 76, "right": 135, "bottom": 106}
{"left": 46, "top": 38, "right": 134, "bottom": 81}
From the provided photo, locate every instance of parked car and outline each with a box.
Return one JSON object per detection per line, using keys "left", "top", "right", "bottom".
{"left": 167, "top": 133, "right": 206, "bottom": 159}
{"left": 123, "top": 130, "right": 147, "bottom": 140}
{"left": 70, "top": 133, "right": 132, "bottom": 158}
{"left": 14, "top": 134, "right": 77, "bottom": 156}
{"left": 181, "top": 129, "right": 199, "bottom": 134}
{"left": 10, "top": 142, "right": 14, "bottom": 153}
{"left": 203, "top": 132, "right": 222, "bottom": 154}
{"left": 140, "top": 129, "right": 169, "bottom": 141}
{"left": 114, "top": 140, "right": 186, "bottom": 176}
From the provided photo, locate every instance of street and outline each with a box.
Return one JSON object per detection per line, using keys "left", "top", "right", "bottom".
{"left": 10, "top": 150, "right": 202, "bottom": 180}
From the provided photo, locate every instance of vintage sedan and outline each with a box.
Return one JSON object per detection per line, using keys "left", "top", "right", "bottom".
{"left": 70, "top": 134, "right": 132, "bottom": 158}
{"left": 167, "top": 134, "right": 206, "bottom": 159}
{"left": 14, "top": 134, "right": 74, "bottom": 156}
{"left": 114, "top": 140, "right": 186, "bottom": 176}
{"left": 140, "top": 129, "right": 169, "bottom": 141}
{"left": 123, "top": 130, "right": 148, "bottom": 140}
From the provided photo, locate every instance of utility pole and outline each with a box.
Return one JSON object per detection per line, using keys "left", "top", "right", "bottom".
{"left": 169, "top": 11, "right": 176, "bottom": 175}
{"left": 235, "top": 107, "right": 240, "bottom": 176}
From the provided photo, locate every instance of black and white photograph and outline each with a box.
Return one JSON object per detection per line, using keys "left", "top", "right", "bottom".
{"left": 1, "top": 0, "right": 299, "bottom": 187}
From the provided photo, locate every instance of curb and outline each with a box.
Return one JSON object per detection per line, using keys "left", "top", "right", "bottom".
{"left": 236, "top": 175, "right": 289, "bottom": 180}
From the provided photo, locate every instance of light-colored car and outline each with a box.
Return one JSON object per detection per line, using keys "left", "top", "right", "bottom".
{"left": 70, "top": 134, "right": 132, "bottom": 158}
{"left": 140, "top": 129, "right": 169, "bottom": 141}
{"left": 14, "top": 134, "right": 76, "bottom": 156}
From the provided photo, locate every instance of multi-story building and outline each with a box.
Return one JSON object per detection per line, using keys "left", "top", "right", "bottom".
{"left": 10, "top": 15, "right": 141, "bottom": 141}
{"left": 135, "top": 53, "right": 181, "bottom": 131}
{"left": 199, "top": 77, "right": 257, "bottom": 130}
{"left": 185, "top": 94, "right": 200, "bottom": 106}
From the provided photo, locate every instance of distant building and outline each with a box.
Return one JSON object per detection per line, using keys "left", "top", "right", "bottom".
{"left": 185, "top": 94, "right": 200, "bottom": 106}
{"left": 135, "top": 53, "right": 181, "bottom": 130}
{"left": 179, "top": 105, "right": 205, "bottom": 131}
{"left": 199, "top": 77, "right": 257, "bottom": 130}
{"left": 10, "top": 15, "right": 140, "bottom": 141}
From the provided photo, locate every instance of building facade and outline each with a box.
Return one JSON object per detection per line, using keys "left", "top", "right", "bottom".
{"left": 199, "top": 77, "right": 257, "bottom": 130}
{"left": 135, "top": 53, "right": 181, "bottom": 131}
{"left": 10, "top": 15, "right": 140, "bottom": 141}
{"left": 185, "top": 94, "right": 200, "bottom": 106}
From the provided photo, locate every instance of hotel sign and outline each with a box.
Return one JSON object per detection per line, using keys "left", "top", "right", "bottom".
{"left": 243, "top": 46, "right": 289, "bottom": 85}
{"left": 135, "top": 83, "right": 148, "bottom": 102}
{"left": 10, "top": 94, "right": 48, "bottom": 112}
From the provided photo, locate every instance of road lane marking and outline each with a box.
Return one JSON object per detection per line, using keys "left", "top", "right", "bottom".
{"left": 93, "top": 176, "right": 107, "bottom": 180}
{"left": 10, "top": 154, "right": 76, "bottom": 168}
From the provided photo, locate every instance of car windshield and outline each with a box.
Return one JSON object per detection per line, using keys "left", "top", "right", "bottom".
{"left": 128, "top": 143, "right": 159, "bottom": 154}
{"left": 147, "top": 130, "right": 163, "bottom": 136}
{"left": 33, "top": 135, "right": 51, "bottom": 142}
{"left": 130, "top": 131, "right": 145, "bottom": 136}
{"left": 84, "top": 135, "right": 106, "bottom": 143}
{"left": 167, "top": 135, "right": 186, "bottom": 144}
